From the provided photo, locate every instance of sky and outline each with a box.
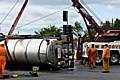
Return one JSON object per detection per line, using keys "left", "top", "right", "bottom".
{"left": 0, "top": 0, "right": 120, "bottom": 35}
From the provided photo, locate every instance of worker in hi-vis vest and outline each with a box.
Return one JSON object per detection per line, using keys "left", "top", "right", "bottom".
{"left": 0, "top": 44, "right": 6, "bottom": 76}
{"left": 88, "top": 44, "right": 98, "bottom": 69}
{"left": 102, "top": 44, "right": 110, "bottom": 73}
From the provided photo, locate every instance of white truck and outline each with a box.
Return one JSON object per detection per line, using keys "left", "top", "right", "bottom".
{"left": 84, "top": 41, "right": 120, "bottom": 64}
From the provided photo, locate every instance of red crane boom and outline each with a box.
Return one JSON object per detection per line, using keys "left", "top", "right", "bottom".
{"left": 8, "top": 0, "right": 28, "bottom": 36}
{"left": 71, "top": 0, "right": 103, "bottom": 41}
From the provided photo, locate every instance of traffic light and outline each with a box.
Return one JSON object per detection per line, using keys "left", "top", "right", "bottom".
{"left": 63, "top": 11, "right": 68, "bottom": 21}
{"left": 0, "top": 36, "right": 4, "bottom": 41}
{"left": 63, "top": 25, "right": 66, "bottom": 34}
{"left": 63, "top": 25, "right": 73, "bottom": 35}
{"left": 0, "top": 33, "right": 5, "bottom": 41}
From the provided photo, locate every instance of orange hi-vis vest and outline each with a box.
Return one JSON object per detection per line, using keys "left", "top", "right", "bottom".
{"left": 0, "top": 45, "right": 6, "bottom": 76}
{"left": 88, "top": 48, "right": 98, "bottom": 57}
{"left": 88, "top": 48, "right": 98, "bottom": 63}
{"left": 102, "top": 47, "right": 110, "bottom": 59}
{"left": 0, "top": 46, "right": 6, "bottom": 63}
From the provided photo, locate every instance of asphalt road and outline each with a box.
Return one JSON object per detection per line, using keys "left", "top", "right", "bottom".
{"left": 3, "top": 61, "right": 120, "bottom": 80}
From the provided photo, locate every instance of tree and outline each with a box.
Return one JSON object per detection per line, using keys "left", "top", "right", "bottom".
{"left": 83, "top": 30, "right": 91, "bottom": 42}
{"left": 72, "top": 21, "right": 83, "bottom": 43}
{"left": 35, "top": 25, "right": 62, "bottom": 37}
{"left": 101, "top": 21, "right": 111, "bottom": 29}
{"left": 73, "top": 21, "right": 83, "bottom": 33}
{"left": 113, "top": 18, "right": 120, "bottom": 28}
{"left": 73, "top": 21, "right": 90, "bottom": 42}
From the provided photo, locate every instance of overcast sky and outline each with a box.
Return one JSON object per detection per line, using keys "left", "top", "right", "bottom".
{"left": 0, "top": 0, "right": 120, "bottom": 35}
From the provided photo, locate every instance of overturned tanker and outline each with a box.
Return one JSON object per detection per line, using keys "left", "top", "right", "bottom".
{"left": 5, "top": 35, "right": 64, "bottom": 68}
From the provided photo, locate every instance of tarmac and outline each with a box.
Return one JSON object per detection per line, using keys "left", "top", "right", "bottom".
{"left": 2, "top": 60, "right": 120, "bottom": 80}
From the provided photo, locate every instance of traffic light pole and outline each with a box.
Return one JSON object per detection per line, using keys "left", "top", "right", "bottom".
{"left": 63, "top": 10, "right": 74, "bottom": 68}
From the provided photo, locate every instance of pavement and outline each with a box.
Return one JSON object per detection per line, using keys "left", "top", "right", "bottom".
{"left": 2, "top": 60, "right": 120, "bottom": 80}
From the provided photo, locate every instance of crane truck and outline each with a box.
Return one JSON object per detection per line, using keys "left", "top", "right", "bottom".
{"left": 71, "top": 0, "right": 120, "bottom": 64}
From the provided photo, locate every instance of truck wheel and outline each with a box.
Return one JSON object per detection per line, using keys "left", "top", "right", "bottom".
{"left": 96, "top": 54, "right": 102, "bottom": 64}
{"left": 110, "top": 53, "right": 119, "bottom": 64}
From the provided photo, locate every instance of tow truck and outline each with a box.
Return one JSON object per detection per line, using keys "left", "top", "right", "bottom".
{"left": 71, "top": 0, "right": 120, "bottom": 64}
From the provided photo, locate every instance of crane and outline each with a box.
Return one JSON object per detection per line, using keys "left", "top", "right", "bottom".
{"left": 71, "top": 0, "right": 120, "bottom": 61}
{"left": 71, "top": 0, "right": 120, "bottom": 42}
{"left": 71, "top": 0, "right": 103, "bottom": 41}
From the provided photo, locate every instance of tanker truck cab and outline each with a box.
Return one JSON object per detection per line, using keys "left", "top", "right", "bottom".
{"left": 48, "top": 40, "right": 65, "bottom": 69}
{"left": 84, "top": 41, "right": 120, "bottom": 64}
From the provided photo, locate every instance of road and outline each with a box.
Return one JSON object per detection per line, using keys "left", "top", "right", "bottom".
{"left": 3, "top": 61, "right": 120, "bottom": 80}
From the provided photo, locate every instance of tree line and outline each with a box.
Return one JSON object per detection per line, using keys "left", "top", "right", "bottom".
{"left": 35, "top": 18, "right": 120, "bottom": 42}
{"left": 102, "top": 18, "right": 120, "bottom": 29}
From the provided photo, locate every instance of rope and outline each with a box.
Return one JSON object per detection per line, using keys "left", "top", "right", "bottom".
{"left": 0, "top": 0, "right": 19, "bottom": 27}
{"left": 15, "top": 6, "right": 71, "bottom": 30}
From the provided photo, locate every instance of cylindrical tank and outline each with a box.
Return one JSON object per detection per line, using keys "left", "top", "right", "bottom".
{"left": 7, "top": 39, "right": 58, "bottom": 65}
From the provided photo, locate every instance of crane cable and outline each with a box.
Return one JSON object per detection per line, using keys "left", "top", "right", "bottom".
{"left": 80, "top": 0, "right": 103, "bottom": 24}
{"left": 15, "top": 6, "right": 71, "bottom": 30}
{"left": 0, "top": 0, "right": 19, "bottom": 26}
